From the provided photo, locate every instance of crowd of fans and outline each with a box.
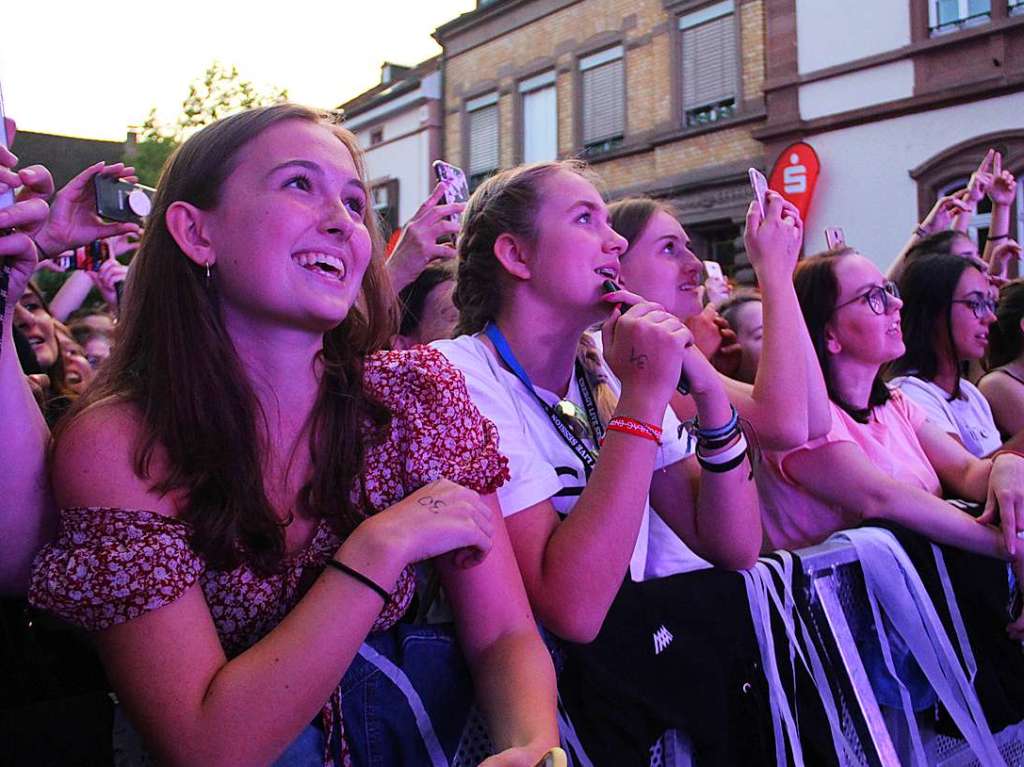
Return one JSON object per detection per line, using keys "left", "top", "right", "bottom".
{"left": 1, "top": 103, "right": 1023, "bottom": 767}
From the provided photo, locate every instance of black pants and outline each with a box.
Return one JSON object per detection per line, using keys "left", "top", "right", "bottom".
{"left": 558, "top": 569, "right": 777, "bottom": 767}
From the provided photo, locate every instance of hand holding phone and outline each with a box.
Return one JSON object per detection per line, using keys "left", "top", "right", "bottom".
{"left": 95, "top": 176, "right": 154, "bottom": 225}
{"left": 432, "top": 160, "right": 469, "bottom": 227}
{"left": 748, "top": 168, "right": 768, "bottom": 219}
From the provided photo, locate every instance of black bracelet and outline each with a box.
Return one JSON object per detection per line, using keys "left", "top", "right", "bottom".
{"left": 914, "top": 226, "right": 928, "bottom": 239}
{"left": 324, "top": 559, "right": 391, "bottom": 603}
{"left": 988, "top": 234, "right": 1009, "bottom": 242}
{"left": 696, "top": 450, "right": 748, "bottom": 473}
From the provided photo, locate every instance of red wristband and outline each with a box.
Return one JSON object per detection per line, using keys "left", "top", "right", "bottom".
{"left": 603, "top": 416, "right": 663, "bottom": 446}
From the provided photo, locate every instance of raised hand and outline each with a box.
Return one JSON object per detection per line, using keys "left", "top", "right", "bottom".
{"left": 32, "top": 162, "right": 141, "bottom": 259}
{"left": 88, "top": 257, "right": 129, "bottom": 308}
{"left": 919, "top": 192, "right": 971, "bottom": 235}
{"left": 386, "top": 182, "right": 464, "bottom": 291}
{"left": 964, "top": 149, "right": 996, "bottom": 210}
{"left": 988, "top": 238, "right": 1022, "bottom": 283}
{"left": 0, "top": 118, "right": 50, "bottom": 318}
{"left": 744, "top": 191, "right": 803, "bottom": 284}
{"left": 988, "top": 151, "right": 1017, "bottom": 208}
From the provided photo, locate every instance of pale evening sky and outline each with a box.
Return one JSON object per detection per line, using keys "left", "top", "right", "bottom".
{"left": 0, "top": 0, "right": 476, "bottom": 141}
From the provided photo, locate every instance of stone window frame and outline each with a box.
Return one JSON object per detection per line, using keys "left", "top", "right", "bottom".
{"left": 460, "top": 86, "right": 502, "bottom": 190}
{"left": 572, "top": 39, "right": 628, "bottom": 159}
{"left": 910, "top": 129, "right": 1024, "bottom": 242}
{"left": 909, "top": 0, "right": 1013, "bottom": 40}
{"left": 665, "top": 0, "right": 748, "bottom": 134}
{"left": 514, "top": 66, "right": 559, "bottom": 165}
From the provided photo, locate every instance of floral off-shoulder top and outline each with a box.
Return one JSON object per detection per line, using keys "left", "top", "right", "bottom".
{"left": 29, "top": 347, "right": 510, "bottom": 767}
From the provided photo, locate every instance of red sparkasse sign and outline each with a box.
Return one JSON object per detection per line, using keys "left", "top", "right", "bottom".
{"left": 769, "top": 142, "right": 820, "bottom": 221}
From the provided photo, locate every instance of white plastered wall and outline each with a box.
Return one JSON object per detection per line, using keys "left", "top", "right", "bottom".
{"left": 796, "top": 0, "right": 911, "bottom": 74}
{"left": 800, "top": 93, "right": 1024, "bottom": 270}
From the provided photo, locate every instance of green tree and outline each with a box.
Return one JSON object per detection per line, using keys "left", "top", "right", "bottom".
{"left": 129, "top": 62, "right": 288, "bottom": 185}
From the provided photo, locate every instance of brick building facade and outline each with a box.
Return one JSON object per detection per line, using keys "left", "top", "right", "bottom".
{"left": 434, "top": 0, "right": 769, "bottom": 274}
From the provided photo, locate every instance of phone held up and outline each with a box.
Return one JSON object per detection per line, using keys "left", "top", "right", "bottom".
{"left": 432, "top": 160, "right": 469, "bottom": 226}
{"left": 95, "top": 175, "right": 155, "bottom": 226}
{"left": 824, "top": 226, "right": 846, "bottom": 250}
{"left": 748, "top": 167, "right": 768, "bottom": 219}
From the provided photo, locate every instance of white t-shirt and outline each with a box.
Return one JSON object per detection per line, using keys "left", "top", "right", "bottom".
{"left": 890, "top": 375, "right": 1001, "bottom": 458}
{"left": 432, "top": 333, "right": 708, "bottom": 581}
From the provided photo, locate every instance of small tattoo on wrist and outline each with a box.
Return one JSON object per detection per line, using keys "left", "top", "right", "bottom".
{"left": 629, "top": 347, "right": 649, "bottom": 369}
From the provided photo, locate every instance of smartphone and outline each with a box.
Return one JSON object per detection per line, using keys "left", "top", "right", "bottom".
{"left": 703, "top": 260, "right": 724, "bottom": 282}
{"left": 824, "top": 226, "right": 846, "bottom": 250}
{"left": 533, "top": 748, "right": 568, "bottom": 767}
{"left": 56, "top": 240, "right": 109, "bottom": 272}
{"left": 95, "top": 176, "right": 154, "bottom": 225}
{"left": 432, "top": 160, "right": 469, "bottom": 226}
{"left": 748, "top": 167, "right": 768, "bottom": 218}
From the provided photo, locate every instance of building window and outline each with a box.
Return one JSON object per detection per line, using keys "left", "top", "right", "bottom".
{"left": 929, "top": 0, "right": 991, "bottom": 35}
{"left": 579, "top": 46, "right": 625, "bottom": 157}
{"left": 467, "top": 91, "right": 499, "bottom": 190}
{"left": 370, "top": 128, "right": 383, "bottom": 146}
{"left": 519, "top": 71, "right": 558, "bottom": 164}
{"left": 680, "top": 1, "right": 738, "bottom": 129}
{"left": 372, "top": 179, "right": 400, "bottom": 239}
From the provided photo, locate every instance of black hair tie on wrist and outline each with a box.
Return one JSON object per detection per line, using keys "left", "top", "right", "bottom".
{"left": 988, "top": 234, "right": 1010, "bottom": 241}
{"left": 324, "top": 559, "right": 391, "bottom": 603}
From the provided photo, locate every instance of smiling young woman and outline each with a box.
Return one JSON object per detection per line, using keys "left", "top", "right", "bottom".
{"left": 21, "top": 105, "right": 557, "bottom": 766}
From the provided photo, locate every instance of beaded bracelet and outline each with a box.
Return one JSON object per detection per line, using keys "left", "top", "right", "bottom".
{"left": 604, "top": 416, "right": 663, "bottom": 445}
{"left": 694, "top": 406, "right": 739, "bottom": 440}
{"left": 696, "top": 434, "right": 748, "bottom": 473}
{"left": 324, "top": 559, "right": 391, "bottom": 603}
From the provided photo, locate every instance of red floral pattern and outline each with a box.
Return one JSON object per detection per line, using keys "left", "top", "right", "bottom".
{"left": 29, "top": 347, "right": 509, "bottom": 767}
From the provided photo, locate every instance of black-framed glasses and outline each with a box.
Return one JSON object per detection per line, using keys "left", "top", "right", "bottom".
{"left": 833, "top": 281, "right": 900, "bottom": 316}
{"left": 952, "top": 296, "right": 998, "bottom": 319}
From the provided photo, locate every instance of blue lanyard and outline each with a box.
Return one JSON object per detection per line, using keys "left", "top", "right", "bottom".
{"left": 484, "top": 323, "right": 601, "bottom": 476}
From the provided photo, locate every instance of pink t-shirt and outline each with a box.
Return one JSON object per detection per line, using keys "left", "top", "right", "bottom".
{"left": 756, "top": 389, "right": 942, "bottom": 552}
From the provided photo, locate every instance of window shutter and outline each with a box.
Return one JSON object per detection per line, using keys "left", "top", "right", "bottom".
{"left": 681, "top": 14, "right": 737, "bottom": 110}
{"left": 582, "top": 57, "right": 624, "bottom": 145}
{"left": 468, "top": 104, "right": 499, "bottom": 176}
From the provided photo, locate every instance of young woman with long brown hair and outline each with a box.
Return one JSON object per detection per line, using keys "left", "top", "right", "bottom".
{"left": 17, "top": 105, "right": 557, "bottom": 766}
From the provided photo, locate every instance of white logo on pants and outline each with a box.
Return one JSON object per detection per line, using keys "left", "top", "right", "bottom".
{"left": 652, "top": 625, "right": 674, "bottom": 655}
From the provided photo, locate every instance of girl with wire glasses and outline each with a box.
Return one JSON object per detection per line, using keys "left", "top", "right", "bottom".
{"left": 888, "top": 251, "right": 1008, "bottom": 458}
